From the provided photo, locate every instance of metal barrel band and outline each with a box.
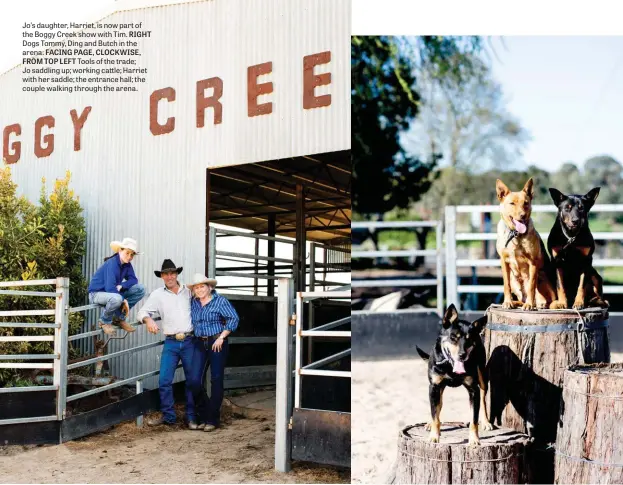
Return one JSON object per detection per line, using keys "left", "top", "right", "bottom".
{"left": 488, "top": 319, "right": 609, "bottom": 333}
{"left": 555, "top": 448, "right": 623, "bottom": 468}
{"left": 398, "top": 450, "right": 523, "bottom": 463}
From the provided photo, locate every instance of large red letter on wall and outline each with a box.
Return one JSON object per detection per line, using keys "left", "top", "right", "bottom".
{"left": 150, "top": 88, "right": 176, "bottom": 135}
{"left": 3, "top": 124, "right": 21, "bottom": 164}
{"left": 197, "top": 77, "right": 223, "bottom": 127}
{"left": 247, "top": 62, "right": 273, "bottom": 117}
{"left": 35, "top": 116, "right": 55, "bottom": 158}
{"left": 70, "top": 107, "right": 92, "bottom": 151}
{"left": 303, "top": 51, "right": 332, "bottom": 109}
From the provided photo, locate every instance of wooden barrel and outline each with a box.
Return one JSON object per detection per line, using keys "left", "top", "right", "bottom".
{"left": 394, "top": 422, "right": 531, "bottom": 484}
{"left": 554, "top": 364, "right": 623, "bottom": 484}
{"left": 484, "top": 306, "right": 610, "bottom": 442}
{"left": 484, "top": 306, "right": 610, "bottom": 484}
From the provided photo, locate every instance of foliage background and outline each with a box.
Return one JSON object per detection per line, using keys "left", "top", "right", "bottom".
{"left": 0, "top": 168, "right": 87, "bottom": 386}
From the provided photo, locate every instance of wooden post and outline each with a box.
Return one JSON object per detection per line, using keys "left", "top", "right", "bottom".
{"left": 555, "top": 363, "right": 623, "bottom": 484}
{"left": 394, "top": 423, "right": 531, "bottom": 484}
{"left": 484, "top": 306, "right": 610, "bottom": 483}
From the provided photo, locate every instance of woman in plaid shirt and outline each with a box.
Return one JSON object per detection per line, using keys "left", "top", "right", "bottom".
{"left": 188, "top": 273, "right": 239, "bottom": 431}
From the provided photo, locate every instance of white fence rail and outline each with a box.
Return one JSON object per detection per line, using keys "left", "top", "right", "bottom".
{"left": 445, "top": 204, "right": 623, "bottom": 312}
{"left": 0, "top": 278, "right": 69, "bottom": 425}
{"left": 210, "top": 226, "right": 349, "bottom": 295}
{"left": 275, "top": 279, "right": 351, "bottom": 473}
{"left": 352, "top": 220, "right": 443, "bottom": 315}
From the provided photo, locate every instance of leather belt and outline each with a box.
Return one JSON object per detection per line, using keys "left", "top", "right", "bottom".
{"left": 165, "top": 332, "right": 194, "bottom": 341}
{"left": 197, "top": 335, "right": 225, "bottom": 341}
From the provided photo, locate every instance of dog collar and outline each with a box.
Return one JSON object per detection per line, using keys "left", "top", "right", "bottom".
{"left": 505, "top": 229, "right": 520, "bottom": 248}
{"left": 559, "top": 221, "right": 578, "bottom": 249}
{"left": 436, "top": 346, "right": 453, "bottom": 365}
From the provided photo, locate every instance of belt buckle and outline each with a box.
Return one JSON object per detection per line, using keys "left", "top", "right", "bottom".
{"left": 175, "top": 332, "right": 185, "bottom": 341}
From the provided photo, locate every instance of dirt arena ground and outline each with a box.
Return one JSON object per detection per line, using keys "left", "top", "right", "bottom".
{"left": 0, "top": 391, "right": 349, "bottom": 484}
{"left": 352, "top": 350, "right": 623, "bottom": 484}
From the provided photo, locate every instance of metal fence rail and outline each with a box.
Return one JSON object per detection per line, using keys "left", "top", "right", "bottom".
{"left": 445, "top": 204, "right": 623, "bottom": 312}
{"left": 210, "top": 226, "right": 349, "bottom": 295}
{"left": 275, "top": 279, "right": 351, "bottom": 473}
{"left": 352, "top": 220, "right": 444, "bottom": 315}
{"left": 0, "top": 277, "right": 68, "bottom": 425}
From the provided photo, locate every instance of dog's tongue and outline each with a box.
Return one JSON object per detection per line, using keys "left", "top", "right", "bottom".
{"left": 513, "top": 219, "right": 527, "bottom": 234}
{"left": 453, "top": 360, "right": 466, "bottom": 374}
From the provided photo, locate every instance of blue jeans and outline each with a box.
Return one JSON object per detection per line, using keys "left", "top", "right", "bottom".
{"left": 192, "top": 336, "right": 229, "bottom": 426}
{"left": 89, "top": 283, "right": 146, "bottom": 324}
{"left": 159, "top": 336, "right": 202, "bottom": 423}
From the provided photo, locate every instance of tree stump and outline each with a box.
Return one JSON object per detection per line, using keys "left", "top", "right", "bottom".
{"left": 395, "top": 422, "right": 531, "bottom": 484}
{"left": 484, "top": 306, "right": 610, "bottom": 483}
{"left": 555, "top": 364, "right": 623, "bottom": 484}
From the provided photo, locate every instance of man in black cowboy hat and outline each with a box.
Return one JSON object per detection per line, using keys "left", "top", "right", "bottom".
{"left": 136, "top": 259, "right": 201, "bottom": 428}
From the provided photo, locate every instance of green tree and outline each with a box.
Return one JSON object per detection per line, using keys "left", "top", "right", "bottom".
{"left": 0, "top": 168, "right": 87, "bottom": 385}
{"left": 352, "top": 36, "right": 434, "bottom": 216}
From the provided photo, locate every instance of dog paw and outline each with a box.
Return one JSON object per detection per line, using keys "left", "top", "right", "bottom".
{"left": 468, "top": 435, "right": 481, "bottom": 446}
{"left": 424, "top": 423, "right": 431, "bottom": 431}
{"left": 428, "top": 434, "right": 440, "bottom": 443}
{"left": 502, "top": 300, "right": 515, "bottom": 309}
{"left": 521, "top": 302, "right": 535, "bottom": 311}
{"left": 550, "top": 301, "right": 567, "bottom": 310}
{"left": 481, "top": 421, "right": 494, "bottom": 431}
{"left": 572, "top": 301, "right": 585, "bottom": 310}
{"left": 593, "top": 298, "right": 609, "bottom": 308}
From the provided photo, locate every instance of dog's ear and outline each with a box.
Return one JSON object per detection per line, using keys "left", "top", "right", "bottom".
{"left": 582, "top": 187, "right": 600, "bottom": 210}
{"left": 442, "top": 304, "right": 459, "bottom": 328}
{"left": 549, "top": 188, "right": 566, "bottom": 207}
{"left": 522, "top": 178, "right": 534, "bottom": 199}
{"left": 496, "top": 179, "right": 510, "bottom": 202}
{"left": 471, "top": 315, "right": 488, "bottom": 333}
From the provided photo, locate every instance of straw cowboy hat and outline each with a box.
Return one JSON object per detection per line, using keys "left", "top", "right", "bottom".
{"left": 154, "top": 259, "right": 183, "bottom": 277}
{"left": 110, "top": 237, "right": 140, "bottom": 254}
{"left": 187, "top": 273, "right": 218, "bottom": 290}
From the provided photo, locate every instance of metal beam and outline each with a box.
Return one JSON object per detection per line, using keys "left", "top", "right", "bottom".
{"left": 275, "top": 278, "right": 295, "bottom": 472}
{"left": 268, "top": 214, "right": 276, "bottom": 297}
{"left": 205, "top": 168, "right": 211, "bottom": 276}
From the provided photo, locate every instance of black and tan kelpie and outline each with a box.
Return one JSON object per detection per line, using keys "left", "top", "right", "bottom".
{"left": 416, "top": 304, "right": 493, "bottom": 445}
{"left": 547, "top": 187, "right": 608, "bottom": 310}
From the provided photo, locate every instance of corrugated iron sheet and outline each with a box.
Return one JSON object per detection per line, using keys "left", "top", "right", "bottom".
{"left": 1, "top": 0, "right": 350, "bottom": 384}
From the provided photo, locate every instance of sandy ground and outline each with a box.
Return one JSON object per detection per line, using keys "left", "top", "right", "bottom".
{"left": 0, "top": 390, "right": 349, "bottom": 484}
{"left": 352, "top": 358, "right": 472, "bottom": 484}
{"left": 352, "top": 351, "right": 623, "bottom": 484}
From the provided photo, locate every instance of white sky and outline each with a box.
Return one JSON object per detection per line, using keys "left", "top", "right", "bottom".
{"left": 0, "top": 0, "right": 115, "bottom": 74}
{"left": 489, "top": 36, "right": 623, "bottom": 173}
{"left": 0, "top": 0, "right": 350, "bottom": 292}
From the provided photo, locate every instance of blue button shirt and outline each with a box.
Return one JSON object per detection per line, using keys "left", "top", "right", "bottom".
{"left": 191, "top": 291, "right": 239, "bottom": 337}
{"left": 88, "top": 253, "right": 138, "bottom": 294}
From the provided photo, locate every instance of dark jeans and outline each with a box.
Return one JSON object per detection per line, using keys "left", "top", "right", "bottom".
{"left": 159, "top": 336, "right": 201, "bottom": 423}
{"left": 192, "top": 336, "right": 229, "bottom": 426}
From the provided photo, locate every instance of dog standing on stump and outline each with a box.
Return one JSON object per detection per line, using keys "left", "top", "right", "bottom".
{"left": 416, "top": 304, "right": 493, "bottom": 445}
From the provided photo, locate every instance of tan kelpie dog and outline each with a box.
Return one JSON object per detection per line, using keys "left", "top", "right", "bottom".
{"left": 496, "top": 178, "right": 563, "bottom": 310}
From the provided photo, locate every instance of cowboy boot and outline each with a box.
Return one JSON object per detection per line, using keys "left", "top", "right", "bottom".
{"left": 99, "top": 321, "right": 116, "bottom": 335}
{"left": 120, "top": 299, "right": 130, "bottom": 318}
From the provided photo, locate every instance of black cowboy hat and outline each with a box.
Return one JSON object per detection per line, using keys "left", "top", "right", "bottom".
{"left": 154, "top": 259, "right": 183, "bottom": 277}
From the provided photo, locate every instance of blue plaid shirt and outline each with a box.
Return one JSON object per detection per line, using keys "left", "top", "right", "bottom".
{"left": 191, "top": 291, "right": 239, "bottom": 337}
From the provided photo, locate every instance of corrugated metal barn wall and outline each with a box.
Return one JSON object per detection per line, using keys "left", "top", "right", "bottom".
{"left": 1, "top": 0, "right": 350, "bottom": 386}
